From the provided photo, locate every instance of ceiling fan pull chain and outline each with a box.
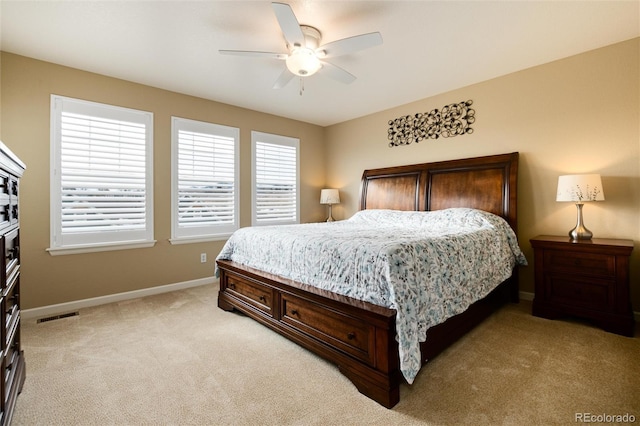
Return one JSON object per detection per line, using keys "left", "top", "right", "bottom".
{"left": 299, "top": 77, "right": 304, "bottom": 96}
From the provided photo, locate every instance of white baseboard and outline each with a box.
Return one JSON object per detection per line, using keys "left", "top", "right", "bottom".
{"left": 22, "top": 276, "right": 217, "bottom": 321}
{"left": 519, "top": 291, "right": 640, "bottom": 323}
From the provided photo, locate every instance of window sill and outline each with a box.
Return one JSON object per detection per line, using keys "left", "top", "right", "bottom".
{"left": 169, "top": 235, "right": 231, "bottom": 245}
{"left": 47, "top": 240, "right": 157, "bottom": 256}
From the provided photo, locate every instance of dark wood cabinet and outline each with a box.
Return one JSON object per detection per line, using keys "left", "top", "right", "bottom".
{"left": 530, "top": 235, "right": 634, "bottom": 336}
{"left": 0, "top": 143, "right": 25, "bottom": 425}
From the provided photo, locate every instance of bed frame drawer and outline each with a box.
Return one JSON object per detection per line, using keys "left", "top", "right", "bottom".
{"left": 223, "top": 274, "right": 273, "bottom": 317}
{"left": 281, "top": 293, "right": 375, "bottom": 364}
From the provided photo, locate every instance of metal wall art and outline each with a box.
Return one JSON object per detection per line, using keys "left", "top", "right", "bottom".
{"left": 387, "top": 100, "right": 475, "bottom": 147}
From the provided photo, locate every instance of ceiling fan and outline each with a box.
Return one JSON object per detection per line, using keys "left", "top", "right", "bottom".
{"left": 219, "top": 2, "right": 383, "bottom": 91}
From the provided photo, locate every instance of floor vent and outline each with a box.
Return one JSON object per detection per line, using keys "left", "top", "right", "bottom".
{"left": 37, "top": 311, "right": 79, "bottom": 323}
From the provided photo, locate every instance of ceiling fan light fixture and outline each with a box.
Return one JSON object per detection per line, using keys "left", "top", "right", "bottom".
{"left": 220, "top": 4, "right": 382, "bottom": 89}
{"left": 286, "top": 47, "right": 321, "bottom": 76}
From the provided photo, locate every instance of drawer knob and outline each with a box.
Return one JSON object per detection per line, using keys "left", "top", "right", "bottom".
{"left": 290, "top": 309, "right": 298, "bottom": 316}
{"left": 347, "top": 332, "right": 356, "bottom": 340}
{"left": 259, "top": 295, "right": 266, "bottom": 302}
{"left": 228, "top": 283, "right": 236, "bottom": 290}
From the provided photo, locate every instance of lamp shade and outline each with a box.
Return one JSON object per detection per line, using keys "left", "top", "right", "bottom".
{"left": 556, "top": 174, "right": 605, "bottom": 202}
{"left": 320, "top": 189, "right": 340, "bottom": 205}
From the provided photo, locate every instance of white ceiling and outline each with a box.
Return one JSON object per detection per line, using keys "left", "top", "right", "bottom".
{"left": 1, "top": 1, "right": 638, "bottom": 127}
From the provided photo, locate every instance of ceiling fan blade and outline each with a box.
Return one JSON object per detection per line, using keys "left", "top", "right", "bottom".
{"left": 273, "top": 68, "right": 295, "bottom": 89}
{"left": 219, "top": 50, "right": 287, "bottom": 60}
{"left": 319, "top": 61, "right": 356, "bottom": 84}
{"left": 317, "top": 32, "right": 383, "bottom": 58}
{"left": 272, "top": 2, "right": 305, "bottom": 47}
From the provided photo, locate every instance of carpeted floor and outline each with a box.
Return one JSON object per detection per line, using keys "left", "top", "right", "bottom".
{"left": 12, "top": 282, "right": 640, "bottom": 425}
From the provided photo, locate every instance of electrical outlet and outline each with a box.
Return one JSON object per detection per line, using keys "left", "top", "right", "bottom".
{"left": 200, "top": 253, "right": 207, "bottom": 263}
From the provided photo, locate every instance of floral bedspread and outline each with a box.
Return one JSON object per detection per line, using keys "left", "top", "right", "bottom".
{"left": 216, "top": 208, "right": 527, "bottom": 384}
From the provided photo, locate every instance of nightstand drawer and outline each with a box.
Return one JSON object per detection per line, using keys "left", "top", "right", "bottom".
{"left": 545, "top": 275, "right": 613, "bottom": 311}
{"left": 543, "top": 250, "right": 614, "bottom": 277}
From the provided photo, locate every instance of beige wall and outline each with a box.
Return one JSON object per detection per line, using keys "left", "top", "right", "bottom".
{"left": 2, "top": 38, "right": 639, "bottom": 312}
{"left": 325, "top": 38, "right": 640, "bottom": 309}
{"left": 0, "top": 52, "right": 326, "bottom": 309}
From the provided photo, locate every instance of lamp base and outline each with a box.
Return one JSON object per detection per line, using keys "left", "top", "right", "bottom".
{"left": 326, "top": 204, "right": 334, "bottom": 222}
{"left": 569, "top": 203, "right": 593, "bottom": 241}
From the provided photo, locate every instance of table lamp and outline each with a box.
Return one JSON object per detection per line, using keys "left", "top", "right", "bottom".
{"left": 556, "top": 174, "right": 604, "bottom": 241}
{"left": 320, "top": 189, "right": 340, "bottom": 222}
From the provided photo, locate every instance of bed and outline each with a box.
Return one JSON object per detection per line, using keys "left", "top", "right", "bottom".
{"left": 216, "top": 152, "right": 524, "bottom": 408}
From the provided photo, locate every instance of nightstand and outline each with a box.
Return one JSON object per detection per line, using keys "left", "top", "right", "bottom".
{"left": 530, "top": 235, "right": 634, "bottom": 336}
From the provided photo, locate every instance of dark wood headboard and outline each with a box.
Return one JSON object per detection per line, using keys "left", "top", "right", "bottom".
{"left": 359, "top": 152, "right": 519, "bottom": 231}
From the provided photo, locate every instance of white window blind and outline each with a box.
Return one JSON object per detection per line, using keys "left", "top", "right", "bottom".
{"left": 49, "top": 95, "right": 154, "bottom": 254}
{"left": 171, "top": 117, "right": 239, "bottom": 241}
{"left": 252, "top": 131, "right": 299, "bottom": 226}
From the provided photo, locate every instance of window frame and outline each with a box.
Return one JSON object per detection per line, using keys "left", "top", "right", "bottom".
{"left": 48, "top": 95, "right": 155, "bottom": 255}
{"left": 251, "top": 131, "right": 300, "bottom": 226}
{"left": 170, "top": 117, "right": 240, "bottom": 244}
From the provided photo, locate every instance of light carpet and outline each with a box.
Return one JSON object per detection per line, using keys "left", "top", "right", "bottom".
{"left": 12, "top": 282, "right": 640, "bottom": 425}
